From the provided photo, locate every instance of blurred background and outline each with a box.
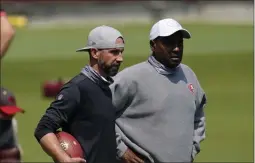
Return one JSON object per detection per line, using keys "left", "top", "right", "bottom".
{"left": 1, "top": 0, "right": 254, "bottom": 162}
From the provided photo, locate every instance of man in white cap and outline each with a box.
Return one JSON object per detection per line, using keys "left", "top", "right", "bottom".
{"left": 34, "top": 25, "right": 124, "bottom": 163}
{"left": 111, "top": 18, "right": 207, "bottom": 163}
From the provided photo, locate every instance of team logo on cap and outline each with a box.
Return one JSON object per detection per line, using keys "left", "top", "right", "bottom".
{"left": 188, "top": 83, "right": 194, "bottom": 94}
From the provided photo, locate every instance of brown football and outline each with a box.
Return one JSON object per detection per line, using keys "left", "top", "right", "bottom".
{"left": 56, "top": 131, "right": 84, "bottom": 158}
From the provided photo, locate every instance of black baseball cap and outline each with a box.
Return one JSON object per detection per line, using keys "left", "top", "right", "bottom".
{"left": 0, "top": 87, "right": 25, "bottom": 115}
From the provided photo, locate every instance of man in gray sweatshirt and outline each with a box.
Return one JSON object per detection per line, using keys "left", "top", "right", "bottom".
{"left": 110, "top": 18, "right": 207, "bottom": 163}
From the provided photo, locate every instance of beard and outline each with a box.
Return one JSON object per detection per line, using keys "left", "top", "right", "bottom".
{"left": 106, "top": 64, "right": 120, "bottom": 76}
{"left": 98, "top": 60, "right": 121, "bottom": 77}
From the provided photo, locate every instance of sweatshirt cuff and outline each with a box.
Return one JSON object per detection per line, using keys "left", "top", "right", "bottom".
{"left": 117, "top": 141, "right": 128, "bottom": 158}
{"left": 34, "top": 127, "right": 54, "bottom": 142}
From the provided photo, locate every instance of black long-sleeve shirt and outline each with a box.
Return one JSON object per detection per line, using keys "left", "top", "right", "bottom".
{"left": 34, "top": 73, "right": 117, "bottom": 163}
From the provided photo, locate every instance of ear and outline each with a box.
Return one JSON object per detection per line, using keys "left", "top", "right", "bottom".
{"left": 150, "top": 41, "right": 156, "bottom": 51}
{"left": 90, "top": 48, "right": 100, "bottom": 60}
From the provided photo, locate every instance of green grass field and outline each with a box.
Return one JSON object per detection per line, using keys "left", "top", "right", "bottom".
{"left": 1, "top": 23, "right": 253, "bottom": 162}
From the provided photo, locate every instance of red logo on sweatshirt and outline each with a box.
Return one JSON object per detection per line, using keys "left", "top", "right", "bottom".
{"left": 188, "top": 84, "right": 194, "bottom": 93}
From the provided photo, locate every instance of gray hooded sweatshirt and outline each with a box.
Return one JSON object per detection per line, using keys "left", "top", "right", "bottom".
{"left": 110, "top": 56, "right": 207, "bottom": 163}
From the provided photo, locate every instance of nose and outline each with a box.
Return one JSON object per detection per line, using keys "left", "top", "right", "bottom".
{"left": 173, "top": 46, "right": 180, "bottom": 52}
{"left": 116, "top": 54, "right": 123, "bottom": 62}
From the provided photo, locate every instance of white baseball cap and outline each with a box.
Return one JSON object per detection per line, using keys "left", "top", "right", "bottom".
{"left": 76, "top": 25, "right": 124, "bottom": 52}
{"left": 149, "top": 18, "right": 191, "bottom": 40}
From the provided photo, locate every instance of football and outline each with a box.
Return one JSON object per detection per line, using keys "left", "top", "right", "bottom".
{"left": 55, "top": 131, "right": 84, "bottom": 158}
